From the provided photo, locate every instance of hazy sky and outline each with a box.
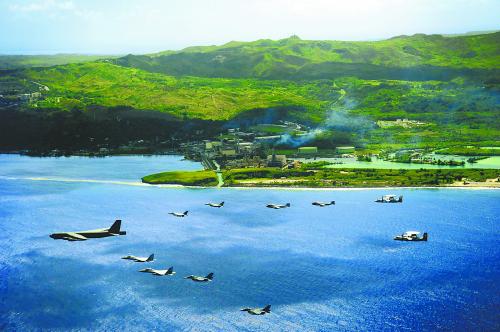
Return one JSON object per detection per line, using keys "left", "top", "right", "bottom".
{"left": 1, "top": 0, "right": 499, "bottom": 54}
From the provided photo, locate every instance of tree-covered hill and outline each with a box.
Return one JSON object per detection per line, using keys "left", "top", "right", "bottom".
{"left": 112, "top": 32, "right": 500, "bottom": 81}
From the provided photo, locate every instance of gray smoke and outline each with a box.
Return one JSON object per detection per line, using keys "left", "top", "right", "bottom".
{"left": 276, "top": 96, "right": 375, "bottom": 147}
{"left": 276, "top": 129, "right": 325, "bottom": 147}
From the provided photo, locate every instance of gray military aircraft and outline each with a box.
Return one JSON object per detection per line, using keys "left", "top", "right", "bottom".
{"left": 49, "top": 219, "right": 126, "bottom": 241}
{"left": 241, "top": 305, "right": 272, "bottom": 315}
{"left": 266, "top": 203, "right": 290, "bottom": 209}
{"left": 312, "top": 201, "right": 335, "bottom": 207}
{"left": 121, "top": 254, "right": 155, "bottom": 262}
{"left": 394, "top": 231, "right": 428, "bottom": 242}
{"left": 139, "top": 266, "right": 175, "bottom": 276}
{"left": 169, "top": 211, "right": 188, "bottom": 217}
{"left": 184, "top": 272, "right": 214, "bottom": 282}
{"left": 205, "top": 201, "right": 224, "bottom": 208}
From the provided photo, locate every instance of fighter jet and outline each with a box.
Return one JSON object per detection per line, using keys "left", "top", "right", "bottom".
{"left": 121, "top": 254, "right": 155, "bottom": 262}
{"left": 312, "top": 201, "right": 335, "bottom": 207}
{"left": 266, "top": 203, "right": 290, "bottom": 209}
{"left": 139, "top": 266, "right": 175, "bottom": 276}
{"left": 169, "top": 211, "right": 188, "bottom": 217}
{"left": 205, "top": 201, "right": 224, "bottom": 208}
{"left": 184, "top": 272, "right": 214, "bottom": 282}
{"left": 241, "top": 305, "right": 272, "bottom": 315}
{"left": 49, "top": 219, "right": 126, "bottom": 241}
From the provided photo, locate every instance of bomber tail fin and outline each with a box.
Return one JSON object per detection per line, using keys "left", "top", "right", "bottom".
{"left": 109, "top": 220, "right": 122, "bottom": 234}
{"left": 206, "top": 272, "right": 214, "bottom": 280}
{"left": 263, "top": 305, "right": 271, "bottom": 313}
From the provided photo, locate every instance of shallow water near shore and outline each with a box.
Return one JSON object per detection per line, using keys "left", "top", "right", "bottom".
{"left": 0, "top": 155, "right": 499, "bottom": 331}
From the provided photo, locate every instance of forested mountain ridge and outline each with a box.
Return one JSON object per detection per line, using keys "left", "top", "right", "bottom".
{"left": 111, "top": 32, "right": 500, "bottom": 81}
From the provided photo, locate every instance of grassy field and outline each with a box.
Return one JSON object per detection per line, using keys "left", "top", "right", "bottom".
{"left": 141, "top": 170, "right": 218, "bottom": 186}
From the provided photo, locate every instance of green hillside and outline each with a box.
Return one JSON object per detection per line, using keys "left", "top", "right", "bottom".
{"left": 0, "top": 54, "right": 119, "bottom": 69}
{"left": 1, "top": 32, "right": 498, "bottom": 153}
{"left": 15, "top": 62, "right": 331, "bottom": 120}
{"left": 6, "top": 62, "right": 498, "bottom": 128}
{"left": 112, "top": 32, "right": 500, "bottom": 80}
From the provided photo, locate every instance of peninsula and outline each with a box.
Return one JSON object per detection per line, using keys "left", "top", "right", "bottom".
{"left": 142, "top": 167, "right": 500, "bottom": 188}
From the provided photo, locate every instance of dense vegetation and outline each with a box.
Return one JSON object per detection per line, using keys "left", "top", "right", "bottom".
{"left": 437, "top": 146, "right": 500, "bottom": 156}
{"left": 142, "top": 170, "right": 218, "bottom": 186}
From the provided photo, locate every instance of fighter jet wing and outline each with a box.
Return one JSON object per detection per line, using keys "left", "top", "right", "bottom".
{"left": 63, "top": 232, "right": 88, "bottom": 241}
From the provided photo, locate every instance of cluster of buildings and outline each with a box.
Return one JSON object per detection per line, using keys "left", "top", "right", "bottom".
{"left": 377, "top": 119, "right": 427, "bottom": 128}
{"left": 181, "top": 125, "right": 358, "bottom": 171}
{"left": 0, "top": 80, "right": 47, "bottom": 107}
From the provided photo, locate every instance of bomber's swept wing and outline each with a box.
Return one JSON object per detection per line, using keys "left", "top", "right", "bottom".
{"left": 63, "top": 232, "right": 88, "bottom": 241}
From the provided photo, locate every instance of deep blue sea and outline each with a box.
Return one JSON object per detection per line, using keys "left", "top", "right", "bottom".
{"left": 0, "top": 154, "right": 499, "bottom": 331}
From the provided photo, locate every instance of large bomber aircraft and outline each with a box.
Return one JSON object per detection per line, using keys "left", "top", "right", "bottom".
{"left": 49, "top": 220, "right": 126, "bottom": 241}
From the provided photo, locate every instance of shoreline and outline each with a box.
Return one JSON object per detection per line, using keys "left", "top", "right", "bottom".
{"left": 2, "top": 176, "right": 498, "bottom": 191}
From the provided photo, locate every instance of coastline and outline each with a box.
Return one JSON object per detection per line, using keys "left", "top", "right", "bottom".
{"left": 3, "top": 176, "right": 498, "bottom": 191}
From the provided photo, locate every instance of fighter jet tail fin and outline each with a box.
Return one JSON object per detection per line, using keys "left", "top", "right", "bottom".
{"left": 167, "top": 266, "right": 174, "bottom": 274}
{"left": 423, "top": 233, "right": 428, "bottom": 241}
{"left": 184, "top": 211, "right": 189, "bottom": 215}
{"left": 285, "top": 203, "right": 290, "bottom": 207}
{"left": 220, "top": 201, "right": 224, "bottom": 206}
{"left": 206, "top": 272, "right": 214, "bottom": 280}
{"left": 109, "top": 220, "right": 122, "bottom": 234}
{"left": 147, "top": 254, "right": 154, "bottom": 262}
{"left": 331, "top": 201, "right": 336, "bottom": 205}
{"left": 263, "top": 305, "right": 271, "bottom": 313}
{"left": 398, "top": 196, "right": 403, "bottom": 203}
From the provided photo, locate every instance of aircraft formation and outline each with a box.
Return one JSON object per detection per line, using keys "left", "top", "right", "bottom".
{"left": 49, "top": 194, "right": 426, "bottom": 316}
